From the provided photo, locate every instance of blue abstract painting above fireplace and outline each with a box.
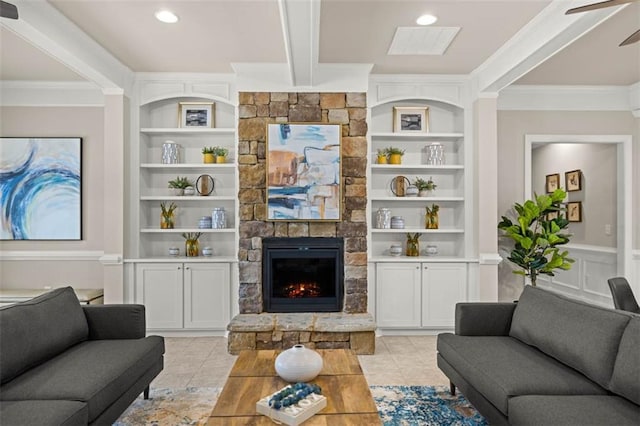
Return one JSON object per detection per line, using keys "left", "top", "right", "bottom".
{"left": 266, "top": 123, "right": 341, "bottom": 221}
{"left": 0, "top": 137, "right": 82, "bottom": 240}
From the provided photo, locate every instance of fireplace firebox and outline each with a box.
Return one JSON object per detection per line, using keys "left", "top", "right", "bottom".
{"left": 262, "top": 237, "right": 344, "bottom": 312}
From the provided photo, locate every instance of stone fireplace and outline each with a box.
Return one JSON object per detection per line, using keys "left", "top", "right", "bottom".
{"left": 228, "top": 92, "right": 375, "bottom": 354}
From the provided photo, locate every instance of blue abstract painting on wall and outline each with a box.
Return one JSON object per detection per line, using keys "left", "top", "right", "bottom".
{"left": 0, "top": 137, "right": 82, "bottom": 240}
{"left": 267, "top": 124, "right": 341, "bottom": 221}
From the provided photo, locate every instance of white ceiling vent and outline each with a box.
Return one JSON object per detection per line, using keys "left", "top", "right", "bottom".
{"left": 387, "top": 27, "right": 460, "bottom": 55}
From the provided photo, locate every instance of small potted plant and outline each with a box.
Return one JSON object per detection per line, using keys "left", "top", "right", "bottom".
{"left": 168, "top": 176, "right": 193, "bottom": 196}
{"left": 214, "top": 146, "right": 229, "bottom": 164}
{"left": 202, "top": 146, "right": 215, "bottom": 164}
{"left": 387, "top": 147, "right": 405, "bottom": 164}
{"left": 414, "top": 177, "right": 437, "bottom": 197}
{"left": 376, "top": 148, "right": 388, "bottom": 164}
{"left": 425, "top": 204, "right": 440, "bottom": 229}
{"left": 159, "top": 202, "right": 177, "bottom": 229}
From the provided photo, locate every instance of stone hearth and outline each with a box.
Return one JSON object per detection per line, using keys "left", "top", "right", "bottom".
{"left": 228, "top": 313, "right": 375, "bottom": 355}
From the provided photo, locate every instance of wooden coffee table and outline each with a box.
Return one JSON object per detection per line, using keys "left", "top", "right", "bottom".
{"left": 208, "top": 349, "right": 381, "bottom": 425}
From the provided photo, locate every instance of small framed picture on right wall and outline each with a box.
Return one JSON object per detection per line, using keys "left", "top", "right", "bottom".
{"left": 567, "top": 201, "right": 582, "bottom": 222}
{"left": 565, "top": 169, "right": 582, "bottom": 192}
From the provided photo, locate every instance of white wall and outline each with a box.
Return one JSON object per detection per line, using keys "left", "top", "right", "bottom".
{"left": 532, "top": 143, "right": 617, "bottom": 247}
{"left": 0, "top": 106, "right": 106, "bottom": 290}
{"left": 497, "top": 110, "right": 639, "bottom": 302}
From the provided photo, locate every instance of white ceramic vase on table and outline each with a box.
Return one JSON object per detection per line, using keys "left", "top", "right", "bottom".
{"left": 275, "top": 344, "right": 323, "bottom": 383}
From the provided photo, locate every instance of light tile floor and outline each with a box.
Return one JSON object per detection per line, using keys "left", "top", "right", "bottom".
{"left": 153, "top": 336, "right": 449, "bottom": 389}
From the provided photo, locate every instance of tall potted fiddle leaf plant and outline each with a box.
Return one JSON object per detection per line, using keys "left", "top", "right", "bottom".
{"left": 498, "top": 189, "right": 574, "bottom": 286}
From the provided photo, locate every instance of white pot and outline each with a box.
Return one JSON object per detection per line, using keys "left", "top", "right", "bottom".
{"left": 168, "top": 188, "right": 183, "bottom": 196}
{"left": 183, "top": 186, "right": 196, "bottom": 196}
{"left": 418, "top": 189, "right": 433, "bottom": 197}
{"left": 274, "top": 344, "right": 323, "bottom": 383}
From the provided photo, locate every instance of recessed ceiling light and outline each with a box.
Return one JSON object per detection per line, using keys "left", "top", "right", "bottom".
{"left": 416, "top": 14, "right": 437, "bottom": 26}
{"left": 155, "top": 10, "right": 179, "bottom": 24}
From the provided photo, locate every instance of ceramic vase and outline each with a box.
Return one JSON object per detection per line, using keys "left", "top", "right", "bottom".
{"left": 203, "top": 153, "right": 215, "bottom": 164}
{"left": 377, "top": 155, "right": 388, "bottom": 164}
{"left": 389, "top": 153, "right": 402, "bottom": 164}
{"left": 216, "top": 155, "right": 226, "bottom": 164}
{"left": 274, "top": 344, "right": 323, "bottom": 383}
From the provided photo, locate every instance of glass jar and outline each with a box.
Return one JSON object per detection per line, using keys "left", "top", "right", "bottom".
{"left": 160, "top": 212, "right": 174, "bottom": 229}
{"left": 406, "top": 233, "right": 420, "bottom": 256}
{"left": 376, "top": 208, "right": 391, "bottom": 229}
{"left": 211, "top": 208, "right": 226, "bottom": 229}
{"left": 425, "top": 143, "right": 445, "bottom": 165}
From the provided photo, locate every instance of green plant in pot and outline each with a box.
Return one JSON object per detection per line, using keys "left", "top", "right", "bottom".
{"left": 168, "top": 176, "right": 194, "bottom": 196}
{"left": 414, "top": 177, "right": 436, "bottom": 196}
{"left": 202, "top": 146, "right": 215, "bottom": 163}
{"left": 498, "top": 188, "right": 574, "bottom": 286}
{"left": 387, "top": 147, "right": 405, "bottom": 164}
{"left": 376, "top": 148, "right": 388, "bottom": 164}
{"left": 214, "top": 146, "right": 229, "bottom": 163}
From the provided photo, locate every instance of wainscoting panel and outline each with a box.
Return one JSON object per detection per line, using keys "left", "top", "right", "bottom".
{"left": 537, "top": 244, "right": 617, "bottom": 308}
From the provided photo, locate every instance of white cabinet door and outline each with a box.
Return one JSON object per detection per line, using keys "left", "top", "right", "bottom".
{"left": 421, "top": 263, "right": 467, "bottom": 327}
{"left": 375, "top": 263, "right": 422, "bottom": 327}
{"left": 184, "top": 263, "right": 230, "bottom": 329}
{"left": 135, "top": 263, "right": 183, "bottom": 329}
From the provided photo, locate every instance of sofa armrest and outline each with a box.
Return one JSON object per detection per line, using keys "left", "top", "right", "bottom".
{"left": 455, "top": 302, "right": 517, "bottom": 336}
{"left": 82, "top": 305, "right": 146, "bottom": 340}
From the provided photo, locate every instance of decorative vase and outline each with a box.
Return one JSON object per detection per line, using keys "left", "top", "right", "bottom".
{"left": 426, "top": 211, "right": 439, "bottom": 229}
{"left": 377, "top": 155, "right": 388, "bottom": 164}
{"left": 168, "top": 247, "right": 179, "bottom": 256}
{"left": 275, "top": 344, "right": 323, "bottom": 383}
{"left": 216, "top": 155, "right": 226, "bottom": 164}
{"left": 185, "top": 239, "right": 199, "bottom": 257}
{"left": 160, "top": 212, "right": 175, "bottom": 229}
{"left": 406, "top": 233, "right": 420, "bottom": 256}
{"left": 389, "top": 153, "right": 402, "bottom": 164}
{"left": 389, "top": 244, "right": 403, "bottom": 256}
{"left": 203, "top": 153, "right": 215, "bottom": 164}
{"left": 168, "top": 188, "right": 183, "bottom": 196}
{"left": 418, "top": 189, "right": 432, "bottom": 197}
{"left": 183, "top": 186, "right": 195, "bottom": 196}
{"left": 405, "top": 185, "right": 419, "bottom": 197}
{"left": 376, "top": 208, "right": 391, "bottom": 229}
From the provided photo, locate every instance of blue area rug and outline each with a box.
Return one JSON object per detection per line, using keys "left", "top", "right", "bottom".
{"left": 115, "top": 385, "right": 487, "bottom": 425}
{"left": 371, "top": 385, "right": 488, "bottom": 426}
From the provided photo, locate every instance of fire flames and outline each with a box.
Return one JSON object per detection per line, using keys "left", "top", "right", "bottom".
{"left": 283, "top": 282, "right": 321, "bottom": 298}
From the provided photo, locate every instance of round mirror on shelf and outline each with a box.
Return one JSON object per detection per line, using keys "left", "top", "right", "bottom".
{"left": 196, "top": 174, "right": 214, "bottom": 196}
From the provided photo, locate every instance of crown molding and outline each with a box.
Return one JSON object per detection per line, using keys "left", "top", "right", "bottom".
{"left": 498, "top": 84, "right": 637, "bottom": 111}
{"left": 0, "top": 80, "right": 104, "bottom": 106}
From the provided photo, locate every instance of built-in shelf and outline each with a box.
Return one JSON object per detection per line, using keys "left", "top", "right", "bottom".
{"left": 125, "top": 256, "right": 238, "bottom": 263}
{"left": 369, "top": 256, "right": 478, "bottom": 263}
{"left": 371, "top": 196, "right": 464, "bottom": 202}
{"left": 140, "top": 196, "right": 236, "bottom": 201}
{"left": 371, "top": 164, "right": 463, "bottom": 170}
{"left": 371, "top": 228, "right": 464, "bottom": 234}
{"left": 370, "top": 132, "right": 464, "bottom": 140}
{"left": 140, "top": 127, "right": 236, "bottom": 135}
{"left": 140, "top": 163, "right": 235, "bottom": 169}
{"left": 140, "top": 228, "right": 236, "bottom": 233}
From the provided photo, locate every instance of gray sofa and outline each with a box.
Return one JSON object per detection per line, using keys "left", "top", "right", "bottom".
{"left": 437, "top": 286, "right": 639, "bottom": 425}
{"left": 0, "top": 287, "right": 165, "bottom": 425}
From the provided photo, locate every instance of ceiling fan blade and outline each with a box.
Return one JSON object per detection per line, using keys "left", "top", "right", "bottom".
{"left": 566, "top": 0, "right": 636, "bottom": 15}
{"left": 0, "top": 0, "right": 18, "bottom": 19}
{"left": 619, "top": 28, "right": 640, "bottom": 45}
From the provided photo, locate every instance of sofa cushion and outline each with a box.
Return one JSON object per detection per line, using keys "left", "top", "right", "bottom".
{"left": 0, "top": 287, "right": 88, "bottom": 385}
{"left": 509, "top": 286, "right": 630, "bottom": 388}
{"left": 0, "top": 336, "right": 164, "bottom": 422}
{"left": 610, "top": 316, "right": 640, "bottom": 405}
{"left": 437, "top": 334, "right": 607, "bottom": 415}
{"left": 509, "top": 395, "right": 640, "bottom": 426}
{"left": 0, "top": 400, "right": 88, "bottom": 426}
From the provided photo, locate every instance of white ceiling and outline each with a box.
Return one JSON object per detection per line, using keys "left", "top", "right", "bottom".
{"left": 0, "top": 0, "right": 638, "bottom": 86}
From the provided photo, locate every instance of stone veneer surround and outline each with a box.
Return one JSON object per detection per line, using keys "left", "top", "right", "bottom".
{"left": 229, "top": 92, "right": 374, "bottom": 354}
{"left": 236, "top": 92, "right": 368, "bottom": 314}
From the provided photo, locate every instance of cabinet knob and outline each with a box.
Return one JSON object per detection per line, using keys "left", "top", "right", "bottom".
{"left": 177, "top": 266, "right": 181, "bottom": 270}
{"left": 185, "top": 267, "right": 190, "bottom": 270}
{"left": 424, "top": 266, "right": 428, "bottom": 269}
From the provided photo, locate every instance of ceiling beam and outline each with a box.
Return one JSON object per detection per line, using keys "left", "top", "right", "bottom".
{"left": 1, "top": 0, "right": 133, "bottom": 91}
{"left": 278, "top": 0, "right": 321, "bottom": 87}
{"left": 471, "top": 0, "right": 629, "bottom": 96}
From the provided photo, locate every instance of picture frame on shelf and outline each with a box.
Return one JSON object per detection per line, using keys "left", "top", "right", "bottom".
{"left": 567, "top": 201, "right": 582, "bottom": 222}
{"left": 0, "top": 137, "right": 82, "bottom": 240}
{"left": 393, "top": 106, "right": 429, "bottom": 133}
{"left": 545, "top": 173, "right": 560, "bottom": 193}
{"left": 178, "top": 102, "right": 214, "bottom": 128}
{"left": 565, "top": 169, "right": 582, "bottom": 192}
{"left": 266, "top": 123, "right": 341, "bottom": 221}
